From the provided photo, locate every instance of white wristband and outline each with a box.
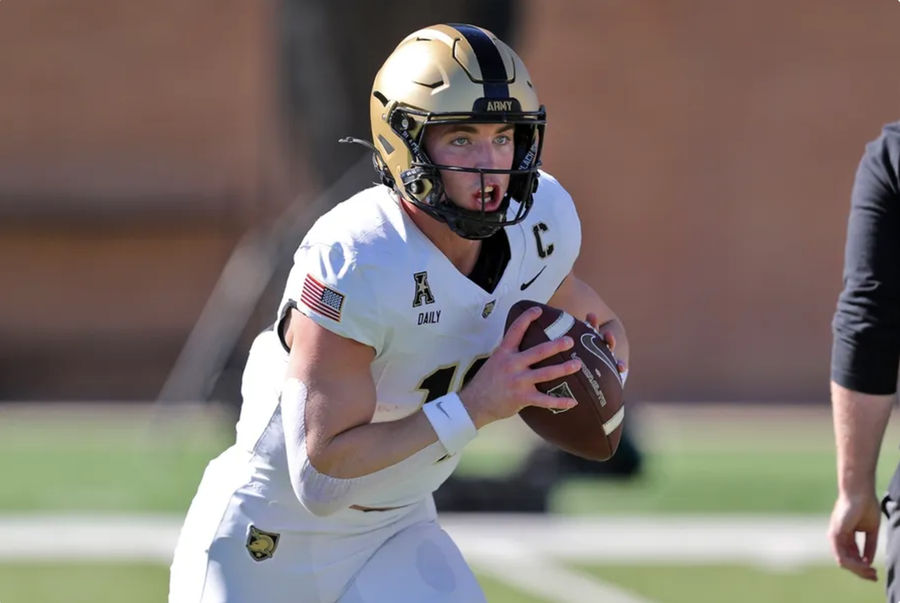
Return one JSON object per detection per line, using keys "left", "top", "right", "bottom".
{"left": 422, "top": 392, "right": 477, "bottom": 455}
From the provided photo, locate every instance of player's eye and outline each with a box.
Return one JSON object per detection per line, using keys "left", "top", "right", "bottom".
{"left": 449, "top": 136, "right": 470, "bottom": 146}
{"left": 494, "top": 134, "right": 511, "bottom": 145}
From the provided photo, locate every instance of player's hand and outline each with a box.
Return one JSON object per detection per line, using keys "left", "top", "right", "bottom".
{"left": 459, "top": 305, "right": 582, "bottom": 428}
{"left": 828, "top": 492, "right": 881, "bottom": 581}
{"left": 586, "top": 312, "right": 627, "bottom": 374}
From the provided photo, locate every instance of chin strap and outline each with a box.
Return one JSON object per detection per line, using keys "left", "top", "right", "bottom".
{"left": 339, "top": 137, "right": 525, "bottom": 240}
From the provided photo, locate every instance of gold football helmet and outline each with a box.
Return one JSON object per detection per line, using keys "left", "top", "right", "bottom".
{"left": 366, "top": 24, "right": 546, "bottom": 239}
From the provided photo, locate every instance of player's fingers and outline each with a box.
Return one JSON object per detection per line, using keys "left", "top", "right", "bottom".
{"left": 594, "top": 330, "right": 625, "bottom": 372}
{"left": 527, "top": 393, "right": 578, "bottom": 412}
{"left": 528, "top": 358, "right": 582, "bottom": 384}
{"left": 518, "top": 336, "right": 574, "bottom": 366}
{"left": 601, "top": 331, "right": 616, "bottom": 351}
{"left": 585, "top": 312, "right": 600, "bottom": 330}
{"left": 500, "top": 306, "right": 542, "bottom": 351}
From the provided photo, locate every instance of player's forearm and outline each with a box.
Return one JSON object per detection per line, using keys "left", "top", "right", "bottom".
{"left": 308, "top": 409, "right": 441, "bottom": 478}
{"left": 832, "top": 380, "right": 894, "bottom": 495}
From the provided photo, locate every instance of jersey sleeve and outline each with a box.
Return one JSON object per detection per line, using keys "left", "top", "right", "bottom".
{"left": 277, "top": 240, "right": 385, "bottom": 354}
{"left": 831, "top": 123, "right": 900, "bottom": 395}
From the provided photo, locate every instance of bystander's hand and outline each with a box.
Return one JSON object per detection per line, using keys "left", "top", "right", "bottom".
{"left": 829, "top": 491, "right": 881, "bottom": 581}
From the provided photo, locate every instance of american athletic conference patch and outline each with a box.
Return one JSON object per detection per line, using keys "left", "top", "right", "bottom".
{"left": 245, "top": 525, "right": 280, "bottom": 561}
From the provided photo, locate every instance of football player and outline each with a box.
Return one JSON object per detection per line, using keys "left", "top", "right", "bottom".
{"left": 169, "top": 23, "right": 628, "bottom": 602}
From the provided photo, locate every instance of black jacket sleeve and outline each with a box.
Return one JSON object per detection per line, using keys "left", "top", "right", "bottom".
{"left": 831, "top": 122, "right": 900, "bottom": 395}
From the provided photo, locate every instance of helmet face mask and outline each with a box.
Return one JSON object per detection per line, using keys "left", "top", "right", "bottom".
{"left": 369, "top": 24, "right": 546, "bottom": 240}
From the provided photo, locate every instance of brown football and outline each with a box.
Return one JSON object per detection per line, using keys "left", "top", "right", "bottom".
{"left": 505, "top": 299, "right": 625, "bottom": 461}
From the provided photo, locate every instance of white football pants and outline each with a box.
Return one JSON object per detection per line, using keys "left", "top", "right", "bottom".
{"left": 169, "top": 450, "right": 485, "bottom": 602}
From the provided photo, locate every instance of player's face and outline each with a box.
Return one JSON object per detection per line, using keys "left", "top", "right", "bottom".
{"left": 423, "top": 122, "right": 515, "bottom": 212}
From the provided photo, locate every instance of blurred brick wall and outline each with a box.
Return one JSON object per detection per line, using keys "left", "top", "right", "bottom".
{"left": 0, "top": 1, "right": 294, "bottom": 399}
{"left": 0, "top": 0, "right": 287, "bottom": 212}
{"left": 520, "top": 0, "right": 900, "bottom": 401}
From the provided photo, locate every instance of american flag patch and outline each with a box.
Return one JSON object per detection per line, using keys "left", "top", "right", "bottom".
{"left": 300, "top": 274, "right": 345, "bottom": 322}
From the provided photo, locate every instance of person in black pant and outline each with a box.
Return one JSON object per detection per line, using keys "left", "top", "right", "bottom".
{"left": 829, "top": 121, "right": 900, "bottom": 600}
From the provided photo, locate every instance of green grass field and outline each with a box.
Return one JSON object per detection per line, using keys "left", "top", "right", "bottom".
{"left": 0, "top": 563, "right": 542, "bottom": 603}
{"left": 0, "top": 405, "right": 234, "bottom": 513}
{"left": 577, "top": 564, "right": 882, "bottom": 602}
{"left": 463, "top": 403, "right": 900, "bottom": 516}
{"left": 1, "top": 402, "right": 897, "bottom": 602}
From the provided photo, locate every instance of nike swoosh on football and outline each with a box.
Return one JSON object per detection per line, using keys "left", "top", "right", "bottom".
{"left": 580, "top": 333, "right": 623, "bottom": 384}
{"left": 520, "top": 266, "right": 547, "bottom": 290}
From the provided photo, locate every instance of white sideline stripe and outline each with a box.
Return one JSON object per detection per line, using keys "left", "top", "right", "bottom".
{"left": 0, "top": 515, "right": 181, "bottom": 563}
{"left": 0, "top": 515, "right": 655, "bottom": 603}
{"left": 465, "top": 539, "right": 654, "bottom": 603}
{"left": 0, "top": 513, "right": 866, "bottom": 571}
{"left": 0, "top": 514, "right": 865, "bottom": 603}
{"left": 442, "top": 514, "right": 867, "bottom": 568}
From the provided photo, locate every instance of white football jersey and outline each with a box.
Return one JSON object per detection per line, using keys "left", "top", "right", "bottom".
{"left": 234, "top": 170, "right": 581, "bottom": 513}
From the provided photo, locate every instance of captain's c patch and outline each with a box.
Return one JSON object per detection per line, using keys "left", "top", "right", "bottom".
{"left": 245, "top": 524, "right": 280, "bottom": 562}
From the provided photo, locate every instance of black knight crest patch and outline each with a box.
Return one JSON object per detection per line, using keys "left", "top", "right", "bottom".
{"left": 246, "top": 525, "right": 280, "bottom": 562}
